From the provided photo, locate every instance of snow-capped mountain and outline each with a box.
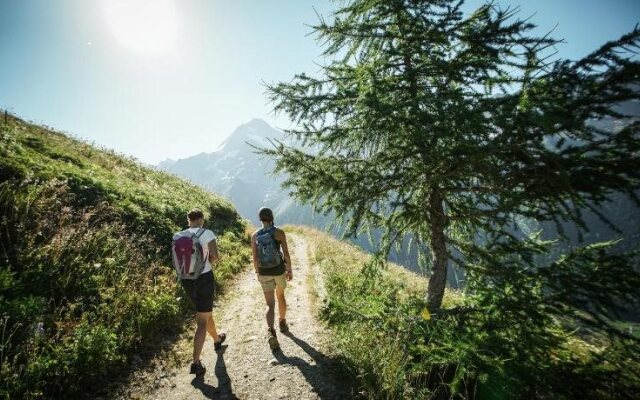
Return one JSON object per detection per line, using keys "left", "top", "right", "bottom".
{"left": 158, "top": 118, "right": 316, "bottom": 226}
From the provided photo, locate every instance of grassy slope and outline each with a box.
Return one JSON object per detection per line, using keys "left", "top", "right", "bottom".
{"left": 0, "top": 114, "right": 251, "bottom": 399}
{"left": 287, "top": 225, "right": 461, "bottom": 398}
{"left": 289, "top": 226, "right": 636, "bottom": 400}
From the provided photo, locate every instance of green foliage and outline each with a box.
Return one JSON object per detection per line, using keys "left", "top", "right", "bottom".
{"left": 267, "top": 2, "right": 640, "bottom": 396}
{"left": 301, "top": 226, "right": 640, "bottom": 399}
{"left": 459, "top": 237, "right": 640, "bottom": 399}
{"left": 264, "top": 0, "right": 640, "bottom": 310}
{"left": 0, "top": 115, "right": 250, "bottom": 399}
{"left": 215, "top": 231, "right": 252, "bottom": 283}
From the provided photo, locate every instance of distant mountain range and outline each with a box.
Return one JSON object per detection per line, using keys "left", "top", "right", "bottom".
{"left": 158, "top": 119, "right": 424, "bottom": 274}
{"left": 159, "top": 118, "right": 320, "bottom": 227}
{"left": 159, "top": 117, "right": 640, "bottom": 279}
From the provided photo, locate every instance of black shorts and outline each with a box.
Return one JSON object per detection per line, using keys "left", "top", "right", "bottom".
{"left": 181, "top": 271, "right": 215, "bottom": 313}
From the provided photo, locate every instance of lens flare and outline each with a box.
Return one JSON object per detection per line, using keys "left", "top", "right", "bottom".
{"left": 102, "top": 0, "right": 178, "bottom": 54}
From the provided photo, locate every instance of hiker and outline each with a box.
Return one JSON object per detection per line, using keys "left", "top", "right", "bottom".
{"left": 251, "top": 207, "right": 292, "bottom": 350}
{"left": 171, "top": 209, "right": 226, "bottom": 375}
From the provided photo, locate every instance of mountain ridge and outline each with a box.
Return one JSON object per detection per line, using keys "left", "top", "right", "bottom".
{"left": 157, "top": 118, "right": 305, "bottom": 226}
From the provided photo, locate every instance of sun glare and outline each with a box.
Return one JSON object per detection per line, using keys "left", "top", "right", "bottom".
{"left": 101, "top": 0, "right": 178, "bottom": 54}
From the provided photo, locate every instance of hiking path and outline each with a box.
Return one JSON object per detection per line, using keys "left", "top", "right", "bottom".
{"left": 117, "top": 234, "right": 354, "bottom": 400}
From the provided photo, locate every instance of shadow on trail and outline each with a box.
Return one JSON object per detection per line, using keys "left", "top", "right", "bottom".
{"left": 271, "top": 332, "right": 354, "bottom": 399}
{"left": 191, "top": 345, "right": 239, "bottom": 400}
{"left": 106, "top": 317, "right": 189, "bottom": 398}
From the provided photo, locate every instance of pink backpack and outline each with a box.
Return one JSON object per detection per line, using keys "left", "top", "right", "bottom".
{"left": 172, "top": 228, "right": 207, "bottom": 280}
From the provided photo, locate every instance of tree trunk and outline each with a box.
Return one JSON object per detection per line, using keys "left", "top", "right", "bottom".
{"left": 427, "top": 189, "right": 448, "bottom": 311}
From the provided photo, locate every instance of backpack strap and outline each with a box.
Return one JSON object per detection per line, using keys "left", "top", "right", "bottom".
{"left": 191, "top": 227, "right": 206, "bottom": 239}
{"left": 257, "top": 226, "right": 276, "bottom": 239}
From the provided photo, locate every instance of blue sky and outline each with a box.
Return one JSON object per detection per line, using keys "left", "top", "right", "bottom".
{"left": 1, "top": 0, "right": 639, "bottom": 164}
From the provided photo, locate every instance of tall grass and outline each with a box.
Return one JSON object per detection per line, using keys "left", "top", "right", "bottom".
{"left": 0, "top": 114, "right": 251, "bottom": 399}
{"left": 294, "top": 226, "right": 640, "bottom": 399}
{"left": 291, "top": 226, "right": 453, "bottom": 399}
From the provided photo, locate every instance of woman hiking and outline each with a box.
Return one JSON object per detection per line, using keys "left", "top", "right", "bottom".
{"left": 251, "top": 207, "right": 292, "bottom": 350}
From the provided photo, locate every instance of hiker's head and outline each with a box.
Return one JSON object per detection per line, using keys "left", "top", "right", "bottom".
{"left": 187, "top": 208, "right": 205, "bottom": 227}
{"left": 258, "top": 207, "right": 274, "bottom": 225}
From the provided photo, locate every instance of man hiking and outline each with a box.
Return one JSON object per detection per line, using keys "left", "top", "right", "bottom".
{"left": 251, "top": 207, "right": 292, "bottom": 350}
{"left": 172, "top": 209, "right": 226, "bottom": 376}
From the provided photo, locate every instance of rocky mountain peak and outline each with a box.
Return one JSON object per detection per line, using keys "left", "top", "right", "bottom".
{"left": 217, "top": 118, "right": 284, "bottom": 152}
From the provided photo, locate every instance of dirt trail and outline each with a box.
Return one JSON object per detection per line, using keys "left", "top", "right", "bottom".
{"left": 119, "top": 234, "right": 353, "bottom": 400}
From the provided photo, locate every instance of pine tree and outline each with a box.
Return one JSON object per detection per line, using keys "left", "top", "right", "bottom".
{"left": 264, "top": 0, "right": 640, "bottom": 311}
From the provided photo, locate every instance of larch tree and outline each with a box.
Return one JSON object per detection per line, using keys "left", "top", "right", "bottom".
{"left": 264, "top": 0, "right": 640, "bottom": 311}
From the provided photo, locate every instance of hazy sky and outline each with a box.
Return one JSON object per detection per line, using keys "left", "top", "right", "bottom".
{"left": 1, "top": 0, "right": 639, "bottom": 164}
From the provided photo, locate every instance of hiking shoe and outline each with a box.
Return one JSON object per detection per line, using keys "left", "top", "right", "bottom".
{"left": 279, "top": 319, "right": 289, "bottom": 333}
{"left": 267, "top": 328, "right": 280, "bottom": 350}
{"left": 214, "top": 332, "right": 227, "bottom": 351}
{"left": 190, "top": 360, "right": 206, "bottom": 376}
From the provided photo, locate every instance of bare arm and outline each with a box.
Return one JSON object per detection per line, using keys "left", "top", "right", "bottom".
{"left": 279, "top": 231, "right": 293, "bottom": 281}
{"left": 208, "top": 239, "right": 220, "bottom": 264}
{"left": 277, "top": 230, "right": 292, "bottom": 271}
{"left": 251, "top": 233, "right": 259, "bottom": 272}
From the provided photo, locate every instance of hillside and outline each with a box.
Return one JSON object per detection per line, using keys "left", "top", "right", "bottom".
{"left": 0, "top": 113, "right": 251, "bottom": 399}
{"left": 290, "top": 226, "right": 640, "bottom": 399}
{"left": 1, "top": 105, "right": 637, "bottom": 400}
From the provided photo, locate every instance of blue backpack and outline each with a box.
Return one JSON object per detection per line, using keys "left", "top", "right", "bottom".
{"left": 256, "top": 226, "right": 282, "bottom": 269}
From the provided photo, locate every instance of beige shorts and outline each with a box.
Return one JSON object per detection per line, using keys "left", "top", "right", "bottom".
{"left": 257, "top": 273, "right": 287, "bottom": 292}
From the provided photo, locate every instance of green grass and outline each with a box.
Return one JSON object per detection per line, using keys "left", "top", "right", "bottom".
{"left": 288, "top": 226, "right": 462, "bottom": 399}
{"left": 291, "top": 226, "right": 640, "bottom": 400}
{"left": 0, "top": 113, "right": 251, "bottom": 399}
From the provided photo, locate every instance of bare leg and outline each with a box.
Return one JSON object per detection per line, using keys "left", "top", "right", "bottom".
{"left": 275, "top": 286, "right": 287, "bottom": 321}
{"left": 263, "top": 290, "right": 276, "bottom": 330}
{"left": 206, "top": 314, "right": 222, "bottom": 342}
{"left": 193, "top": 312, "right": 209, "bottom": 363}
